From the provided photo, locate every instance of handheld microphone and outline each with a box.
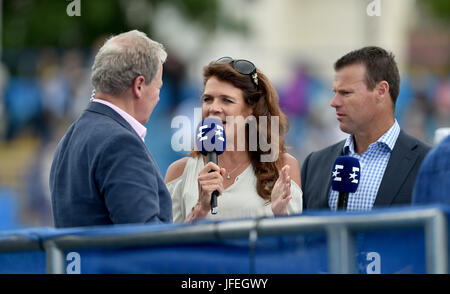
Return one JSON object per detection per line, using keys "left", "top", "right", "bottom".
{"left": 195, "top": 117, "right": 226, "bottom": 214}
{"left": 331, "top": 156, "right": 360, "bottom": 210}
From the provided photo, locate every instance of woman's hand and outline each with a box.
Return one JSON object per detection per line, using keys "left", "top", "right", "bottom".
{"left": 271, "top": 165, "right": 292, "bottom": 216}
{"left": 186, "top": 162, "right": 225, "bottom": 221}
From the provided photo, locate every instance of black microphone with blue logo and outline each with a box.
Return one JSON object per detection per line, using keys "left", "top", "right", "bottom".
{"left": 195, "top": 117, "right": 226, "bottom": 214}
{"left": 331, "top": 156, "right": 360, "bottom": 210}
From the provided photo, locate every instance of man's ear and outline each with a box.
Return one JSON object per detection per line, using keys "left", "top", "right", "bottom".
{"left": 132, "top": 76, "right": 146, "bottom": 98}
{"left": 375, "top": 81, "right": 389, "bottom": 104}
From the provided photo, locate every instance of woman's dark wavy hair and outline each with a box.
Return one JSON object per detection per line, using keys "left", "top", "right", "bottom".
{"left": 191, "top": 61, "right": 290, "bottom": 200}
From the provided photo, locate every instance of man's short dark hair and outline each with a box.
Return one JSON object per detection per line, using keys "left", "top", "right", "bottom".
{"left": 334, "top": 46, "right": 400, "bottom": 105}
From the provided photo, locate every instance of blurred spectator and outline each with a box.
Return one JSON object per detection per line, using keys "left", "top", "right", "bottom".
{"left": 4, "top": 77, "right": 44, "bottom": 141}
{"left": 0, "top": 63, "right": 10, "bottom": 140}
{"left": 412, "top": 134, "right": 450, "bottom": 205}
{"left": 37, "top": 49, "right": 72, "bottom": 143}
{"left": 162, "top": 50, "right": 187, "bottom": 114}
{"left": 395, "top": 75, "right": 414, "bottom": 126}
{"left": 0, "top": 188, "right": 20, "bottom": 230}
{"left": 164, "top": 81, "right": 203, "bottom": 173}
{"left": 435, "top": 75, "right": 450, "bottom": 128}
{"left": 280, "top": 65, "right": 311, "bottom": 118}
{"left": 279, "top": 65, "right": 310, "bottom": 160}
{"left": 24, "top": 144, "right": 53, "bottom": 226}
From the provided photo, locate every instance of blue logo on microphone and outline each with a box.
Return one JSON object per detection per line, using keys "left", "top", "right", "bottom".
{"left": 349, "top": 167, "right": 359, "bottom": 184}
{"left": 331, "top": 156, "right": 360, "bottom": 193}
{"left": 195, "top": 117, "right": 226, "bottom": 155}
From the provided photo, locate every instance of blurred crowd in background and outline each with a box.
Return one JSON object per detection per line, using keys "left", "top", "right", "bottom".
{"left": 0, "top": 0, "right": 449, "bottom": 229}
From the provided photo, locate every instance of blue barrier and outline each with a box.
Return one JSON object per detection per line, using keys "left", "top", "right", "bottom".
{"left": 0, "top": 205, "right": 448, "bottom": 274}
{"left": 0, "top": 189, "right": 20, "bottom": 230}
{"left": 0, "top": 227, "right": 55, "bottom": 274}
{"left": 354, "top": 227, "right": 427, "bottom": 274}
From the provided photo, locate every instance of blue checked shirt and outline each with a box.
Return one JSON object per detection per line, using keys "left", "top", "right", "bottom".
{"left": 328, "top": 120, "right": 401, "bottom": 211}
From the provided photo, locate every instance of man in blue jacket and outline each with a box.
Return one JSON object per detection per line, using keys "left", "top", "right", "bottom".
{"left": 412, "top": 134, "right": 450, "bottom": 205}
{"left": 49, "top": 30, "right": 172, "bottom": 227}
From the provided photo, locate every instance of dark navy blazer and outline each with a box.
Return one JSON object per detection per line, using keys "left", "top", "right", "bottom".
{"left": 301, "top": 130, "right": 431, "bottom": 210}
{"left": 49, "top": 102, "right": 172, "bottom": 227}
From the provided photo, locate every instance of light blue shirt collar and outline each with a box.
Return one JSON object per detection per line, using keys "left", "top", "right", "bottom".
{"left": 343, "top": 120, "right": 401, "bottom": 155}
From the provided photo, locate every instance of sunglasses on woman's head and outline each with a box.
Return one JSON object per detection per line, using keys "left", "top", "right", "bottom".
{"left": 216, "top": 57, "right": 259, "bottom": 88}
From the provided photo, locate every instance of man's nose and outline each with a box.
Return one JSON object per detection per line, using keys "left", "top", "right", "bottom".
{"left": 330, "top": 94, "right": 340, "bottom": 108}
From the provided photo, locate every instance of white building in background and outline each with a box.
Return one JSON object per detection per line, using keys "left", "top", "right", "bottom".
{"left": 154, "top": 0, "right": 416, "bottom": 85}
{"left": 213, "top": 0, "right": 415, "bottom": 84}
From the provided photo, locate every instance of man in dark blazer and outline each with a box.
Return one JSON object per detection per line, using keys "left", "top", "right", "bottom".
{"left": 50, "top": 30, "right": 172, "bottom": 227}
{"left": 301, "top": 46, "right": 430, "bottom": 211}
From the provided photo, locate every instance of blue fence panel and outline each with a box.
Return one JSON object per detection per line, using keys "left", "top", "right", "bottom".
{"left": 64, "top": 238, "right": 250, "bottom": 274}
{"left": 38, "top": 222, "right": 252, "bottom": 274}
{"left": 0, "top": 251, "right": 46, "bottom": 274}
{"left": 354, "top": 227, "right": 426, "bottom": 274}
{"left": 0, "top": 227, "right": 56, "bottom": 273}
{"left": 254, "top": 233, "right": 328, "bottom": 274}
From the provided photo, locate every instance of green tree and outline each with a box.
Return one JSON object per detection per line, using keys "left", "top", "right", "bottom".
{"left": 2, "top": 0, "right": 244, "bottom": 48}
{"left": 418, "top": 0, "right": 450, "bottom": 22}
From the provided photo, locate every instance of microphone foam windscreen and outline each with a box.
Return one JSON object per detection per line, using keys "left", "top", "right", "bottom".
{"left": 331, "top": 156, "right": 360, "bottom": 193}
{"left": 195, "top": 117, "right": 226, "bottom": 156}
